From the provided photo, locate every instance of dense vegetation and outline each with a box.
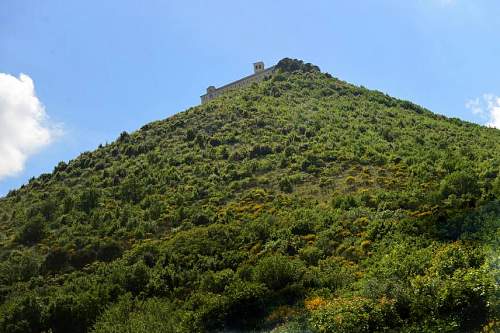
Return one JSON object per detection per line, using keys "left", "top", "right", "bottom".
{"left": 0, "top": 58, "right": 498, "bottom": 332}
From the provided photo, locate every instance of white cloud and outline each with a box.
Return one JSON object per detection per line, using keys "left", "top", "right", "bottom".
{"left": 465, "top": 98, "right": 482, "bottom": 115}
{"left": 0, "top": 73, "right": 60, "bottom": 180}
{"left": 465, "top": 94, "right": 500, "bottom": 129}
{"left": 483, "top": 94, "right": 500, "bottom": 128}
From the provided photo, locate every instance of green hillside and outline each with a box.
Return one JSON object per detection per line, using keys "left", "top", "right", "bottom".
{"left": 0, "top": 58, "right": 498, "bottom": 332}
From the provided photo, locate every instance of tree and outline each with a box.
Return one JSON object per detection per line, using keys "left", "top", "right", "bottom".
{"left": 16, "top": 215, "right": 46, "bottom": 245}
{"left": 78, "top": 188, "right": 100, "bottom": 214}
{"left": 439, "top": 170, "right": 480, "bottom": 207}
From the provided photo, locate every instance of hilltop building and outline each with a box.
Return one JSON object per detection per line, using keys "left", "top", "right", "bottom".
{"left": 201, "top": 61, "right": 275, "bottom": 104}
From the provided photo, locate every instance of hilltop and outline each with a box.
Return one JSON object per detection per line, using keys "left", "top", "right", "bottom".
{"left": 0, "top": 58, "right": 498, "bottom": 332}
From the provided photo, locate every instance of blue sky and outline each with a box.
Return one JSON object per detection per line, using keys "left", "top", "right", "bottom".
{"left": 1, "top": 0, "right": 499, "bottom": 196}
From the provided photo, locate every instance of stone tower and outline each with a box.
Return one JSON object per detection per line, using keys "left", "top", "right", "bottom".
{"left": 253, "top": 61, "right": 265, "bottom": 74}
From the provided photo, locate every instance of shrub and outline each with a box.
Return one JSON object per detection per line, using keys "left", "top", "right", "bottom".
{"left": 492, "top": 175, "right": 500, "bottom": 198}
{"left": 43, "top": 247, "right": 70, "bottom": 273}
{"left": 249, "top": 144, "right": 273, "bottom": 158}
{"left": 48, "top": 287, "right": 110, "bottom": 333}
{"left": 299, "top": 246, "right": 322, "bottom": 265}
{"left": 0, "top": 251, "right": 40, "bottom": 285}
{"left": 279, "top": 177, "right": 294, "bottom": 193}
{"left": 308, "top": 296, "right": 399, "bottom": 333}
{"left": 117, "top": 131, "right": 130, "bottom": 143}
{"left": 78, "top": 188, "right": 100, "bottom": 213}
{"left": 0, "top": 294, "right": 45, "bottom": 333}
{"left": 223, "top": 279, "right": 268, "bottom": 330}
{"left": 253, "top": 255, "right": 303, "bottom": 291}
{"left": 439, "top": 170, "right": 480, "bottom": 203}
{"left": 69, "top": 247, "right": 97, "bottom": 268}
{"left": 16, "top": 216, "right": 46, "bottom": 245}
{"left": 96, "top": 240, "right": 122, "bottom": 262}
{"left": 124, "top": 262, "right": 150, "bottom": 295}
{"left": 92, "top": 295, "right": 180, "bottom": 333}
{"left": 185, "top": 128, "right": 195, "bottom": 141}
{"left": 276, "top": 58, "right": 320, "bottom": 73}
{"left": 200, "top": 269, "right": 235, "bottom": 293}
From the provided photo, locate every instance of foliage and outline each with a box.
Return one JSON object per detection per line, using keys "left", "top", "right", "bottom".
{"left": 91, "top": 295, "right": 181, "bottom": 333}
{"left": 15, "top": 215, "right": 45, "bottom": 245}
{"left": 308, "top": 296, "right": 399, "bottom": 333}
{"left": 0, "top": 58, "right": 499, "bottom": 332}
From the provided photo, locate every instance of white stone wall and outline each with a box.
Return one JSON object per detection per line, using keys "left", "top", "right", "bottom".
{"left": 201, "top": 66, "right": 275, "bottom": 104}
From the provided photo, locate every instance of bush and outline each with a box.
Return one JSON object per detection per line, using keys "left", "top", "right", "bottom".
{"left": 92, "top": 295, "right": 180, "bottom": 333}
{"left": 69, "top": 247, "right": 97, "bottom": 268}
{"left": 96, "top": 240, "right": 122, "bottom": 262}
{"left": 223, "top": 279, "right": 269, "bottom": 330}
{"left": 308, "top": 296, "right": 399, "bottom": 333}
{"left": 124, "top": 262, "right": 150, "bottom": 295}
{"left": 0, "top": 250, "right": 41, "bottom": 285}
{"left": 276, "top": 58, "right": 320, "bottom": 73}
{"left": 117, "top": 131, "right": 130, "bottom": 143}
{"left": 279, "top": 177, "right": 294, "bottom": 193}
{"left": 249, "top": 144, "right": 273, "bottom": 158}
{"left": 78, "top": 188, "right": 100, "bottom": 213}
{"left": 439, "top": 170, "right": 480, "bottom": 204}
{"left": 492, "top": 175, "right": 500, "bottom": 198}
{"left": 299, "top": 246, "right": 322, "bottom": 265}
{"left": 200, "top": 269, "right": 235, "bottom": 293}
{"left": 253, "top": 255, "right": 303, "bottom": 291}
{"left": 0, "top": 294, "right": 45, "bottom": 333}
{"left": 43, "top": 247, "right": 70, "bottom": 273}
{"left": 48, "top": 290, "right": 106, "bottom": 333}
{"left": 183, "top": 291, "right": 228, "bottom": 331}
{"left": 16, "top": 216, "right": 46, "bottom": 245}
{"left": 409, "top": 245, "right": 494, "bottom": 331}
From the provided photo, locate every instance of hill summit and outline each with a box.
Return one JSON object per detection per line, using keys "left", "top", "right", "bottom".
{"left": 0, "top": 58, "right": 499, "bottom": 332}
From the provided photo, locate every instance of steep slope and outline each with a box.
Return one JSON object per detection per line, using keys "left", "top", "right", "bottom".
{"left": 0, "top": 59, "right": 498, "bottom": 333}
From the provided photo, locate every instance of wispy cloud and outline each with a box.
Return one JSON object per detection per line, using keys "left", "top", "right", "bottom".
{"left": 0, "top": 73, "right": 61, "bottom": 180}
{"left": 465, "top": 97, "right": 483, "bottom": 115}
{"left": 465, "top": 94, "right": 500, "bottom": 129}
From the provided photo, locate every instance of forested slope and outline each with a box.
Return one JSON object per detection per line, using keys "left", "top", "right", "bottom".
{"left": 0, "top": 59, "right": 498, "bottom": 332}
